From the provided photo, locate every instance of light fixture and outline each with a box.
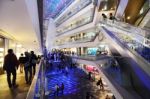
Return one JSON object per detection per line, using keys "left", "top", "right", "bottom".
{"left": 127, "top": 16, "right": 130, "bottom": 20}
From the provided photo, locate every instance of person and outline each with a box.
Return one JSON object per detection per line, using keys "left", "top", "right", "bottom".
{"left": 24, "top": 52, "right": 32, "bottom": 84}
{"left": 109, "top": 13, "right": 116, "bottom": 23}
{"left": 105, "top": 95, "right": 110, "bottom": 99}
{"left": 61, "top": 83, "right": 64, "bottom": 94}
{"left": 102, "top": 13, "right": 107, "bottom": 20}
{"left": 109, "top": 13, "right": 114, "bottom": 20}
{"left": 3, "top": 49, "right": 19, "bottom": 88}
{"left": 19, "top": 53, "right": 25, "bottom": 73}
{"left": 86, "top": 92, "right": 90, "bottom": 99}
{"left": 88, "top": 72, "right": 92, "bottom": 80}
{"left": 30, "top": 51, "right": 37, "bottom": 75}
{"left": 99, "top": 77, "right": 104, "bottom": 90}
{"left": 55, "top": 84, "right": 59, "bottom": 96}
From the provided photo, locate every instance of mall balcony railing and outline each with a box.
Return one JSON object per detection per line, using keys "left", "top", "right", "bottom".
{"left": 99, "top": 19, "right": 150, "bottom": 41}
{"left": 99, "top": 19, "right": 150, "bottom": 64}
{"left": 103, "top": 25, "right": 150, "bottom": 65}
{"left": 54, "top": 33, "right": 98, "bottom": 46}
{"left": 26, "top": 58, "right": 46, "bottom": 99}
{"left": 55, "top": 0, "right": 92, "bottom": 27}
{"left": 65, "top": 54, "right": 111, "bottom": 61}
{"left": 56, "top": 7, "right": 96, "bottom": 35}
{"left": 57, "top": 15, "right": 94, "bottom": 34}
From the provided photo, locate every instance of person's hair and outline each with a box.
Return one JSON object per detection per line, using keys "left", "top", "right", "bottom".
{"left": 24, "top": 52, "right": 28, "bottom": 56}
{"left": 8, "top": 49, "right": 13, "bottom": 54}
{"left": 21, "top": 53, "right": 23, "bottom": 56}
{"left": 31, "top": 51, "right": 34, "bottom": 54}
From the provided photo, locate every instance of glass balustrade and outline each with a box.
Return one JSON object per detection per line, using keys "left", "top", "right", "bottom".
{"left": 57, "top": 16, "right": 93, "bottom": 34}
{"left": 65, "top": 53, "right": 111, "bottom": 61}
{"left": 102, "top": 26, "right": 150, "bottom": 63}
{"left": 56, "top": 8, "right": 95, "bottom": 34}
{"left": 99, "top": 19, "right": 149, "bottom": 38}
{"left": 56, "top": 0, "right": 92, "bottom": 26}
{"left": 54, "top": 33, "right": 97, "bottom": 46}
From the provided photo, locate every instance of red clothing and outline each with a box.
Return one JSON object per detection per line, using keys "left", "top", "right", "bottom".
{"left": 3, "top": 53, "right": 19, "bottom": 71}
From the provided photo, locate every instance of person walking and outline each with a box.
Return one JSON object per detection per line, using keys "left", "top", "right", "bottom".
{"left": 30, "top": 51, "right": 37, "bottom": 75}
{"left": 24, "top": 52, "right": 32, "bottom": 84}
{"left": 3, "top": 49, "right": 19, "bottom": 88}
{"left": 19, "top": 53, "right": 25, "bottom": 73}
{"left": 55, "top": 84, "right": 59, "bottom": 96}
{"left": 61, "top": 83, "right": 64, "bottom": 94}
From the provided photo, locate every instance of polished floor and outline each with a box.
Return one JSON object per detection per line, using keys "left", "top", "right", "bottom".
{"left": 34, "top": 61, "right": 113, "bottom": 99}
{"left": 0, "top": 70, "right": 30, "bottom": 99}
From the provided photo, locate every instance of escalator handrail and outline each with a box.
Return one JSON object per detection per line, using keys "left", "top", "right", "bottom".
{"left": 102, "top": 27, "right": 150, "bottom": 75}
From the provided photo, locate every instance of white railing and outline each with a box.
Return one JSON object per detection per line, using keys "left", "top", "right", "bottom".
{"left": 99, "top": 19, "right": 150, "bottom": 48}
{"left": 56, "top": 0, "right": 92, "bottom": 26}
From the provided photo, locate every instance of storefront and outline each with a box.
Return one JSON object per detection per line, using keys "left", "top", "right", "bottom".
{"left": 0, "top": 37, "right": 5, "bottom": 74}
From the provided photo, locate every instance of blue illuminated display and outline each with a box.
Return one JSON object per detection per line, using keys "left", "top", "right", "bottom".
{"left": 44, "top": 0, "right": 74, "bottom": 19}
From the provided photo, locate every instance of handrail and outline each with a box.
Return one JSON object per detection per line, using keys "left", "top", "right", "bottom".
{"left": 56, "top": 6, "right": 96, "bottom": 35}
{"left": 55, "top": 33, "right": 98, "bottom": 46}
{"left": 66, "top": 54, "right": 112, "bottom": 61}
{"left": 56, "top": 0, "right": 92, "bottom": 27}
{"left": 26, "top": 58, "right": 45, "bottom": 99}
{"left": 102, "top": 27, "right": 150, "bottom": 70}
{"left": 99, "top": 20, "right": 150, "bottom": 48}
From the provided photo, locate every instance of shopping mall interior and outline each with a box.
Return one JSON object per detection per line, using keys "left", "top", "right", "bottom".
{"left": 0, "top": 0, "right": 150, "bottom": 99}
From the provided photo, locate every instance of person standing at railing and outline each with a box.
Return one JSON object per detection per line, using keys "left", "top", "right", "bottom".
{"left": 109, "top": 13, "right": 117, "bottom": 23}
{"left": 102, "top": 13, "right": 107, "bottom": 21}
{"left": 3, "top": 49, "right": 19, "bottom": 89}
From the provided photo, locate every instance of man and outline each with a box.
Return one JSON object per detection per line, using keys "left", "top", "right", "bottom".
{"left": 30, "top": 51, "right": 37, "bottom": 75}
{"left": 24, "top": 52, "right": 32, "bottom": 84}
{"left": 19, "top": 53, "right": 25, "bottom": 73}
{"left": 3, "top": 49, "right": 19, "bottom": 88}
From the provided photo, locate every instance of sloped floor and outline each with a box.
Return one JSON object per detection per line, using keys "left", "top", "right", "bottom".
{"left": 0, "top": 70, "right": 30, "bottom": 99}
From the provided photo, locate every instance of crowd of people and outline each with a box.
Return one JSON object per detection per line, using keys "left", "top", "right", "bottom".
{"left": 3, "top": 49, "right": 39, "bottom": 89}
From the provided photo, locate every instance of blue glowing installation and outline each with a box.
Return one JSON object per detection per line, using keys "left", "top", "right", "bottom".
{"left": 44, "top": 0, "right": 74, "bottom": 19}
{"left": 45, "top": 68, "right": 87, "bottom": 97}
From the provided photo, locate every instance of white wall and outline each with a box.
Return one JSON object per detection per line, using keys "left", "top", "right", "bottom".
{"left": 46, "top": 19, "right": 57, "bottom": 51}
{"left": 25, "top": 0, "right": 42, "bottom": 53}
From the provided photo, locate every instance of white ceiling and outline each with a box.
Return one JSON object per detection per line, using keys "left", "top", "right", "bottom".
{"left": 0, "top": 0, "right": 41, "bottom": 53}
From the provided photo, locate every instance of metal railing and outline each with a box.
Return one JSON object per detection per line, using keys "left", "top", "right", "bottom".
{"left": 56, "top": 0, "right": 92, "bottom": 27}
{"left": 54, "top": 33, "right": 98, "bottom": 46}
{"left": 99, "top": 19, "right": 150, "bottom": 47}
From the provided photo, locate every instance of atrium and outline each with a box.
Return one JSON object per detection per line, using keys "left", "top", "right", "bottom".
{"left": 0, "top": 0, "right": 150, "bottom": 99}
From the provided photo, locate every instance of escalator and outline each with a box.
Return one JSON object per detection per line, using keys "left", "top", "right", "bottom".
{"left": 100, "top": 26, "right": 150, "bottom": 99}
